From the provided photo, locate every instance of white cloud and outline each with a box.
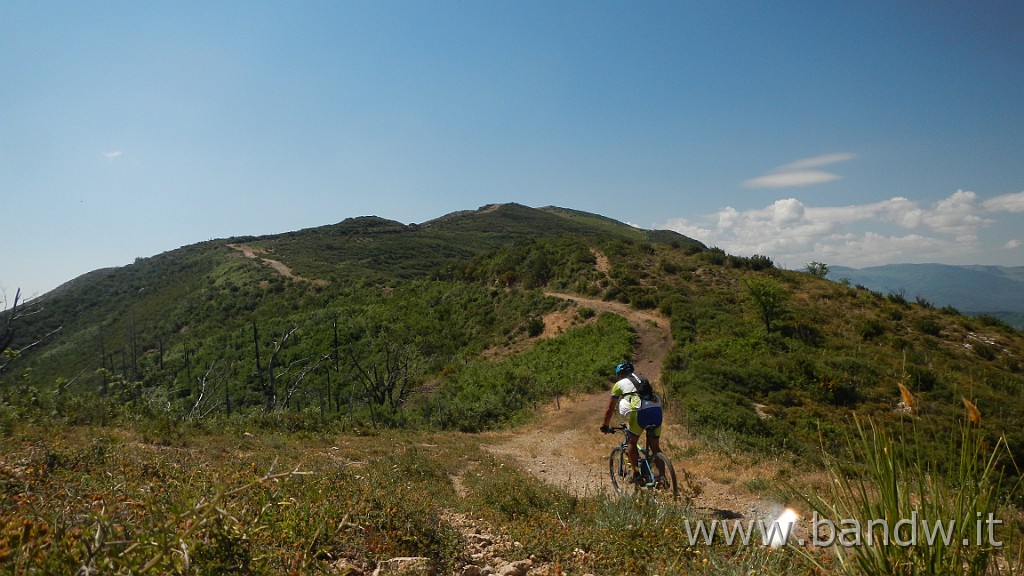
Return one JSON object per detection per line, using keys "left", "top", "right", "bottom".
{"left": 1005, "top": 239, "right": 1022, "bottom": 250}
{"left": 743, "top": 170, "right": 842, "bottom": 188}
{"left": 783, "top": 152, "right": 857, "bottom": 170}
{"left": 743, "top": 153, "right": 855, "bottom": 189}
{"left": 101, "top": 151, "right": 123, "bottom": 159}
{"left": 811, "top": 232, "right": 959, "bottom": 266}
{"left": 659, "top": 189, "right": 1016, "bottom": 268}
{"left": 982, "top": 191, "right": 1024, "bottom": 212}
{"left": 771, "top": 198, "right": 804, "bottom": 225}
{"left": 918, "top": 190, "right": 991, "bottom": 240}
{"left": 658, "top": 217, "right": 712, "bottom": 238}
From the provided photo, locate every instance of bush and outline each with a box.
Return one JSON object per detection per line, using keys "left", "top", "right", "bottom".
{"left": 748, "top": 254, "right": 774, "bottom": 270}
{"left": 682, "top": 385, "right": 771, "bottom": 440}
{"left": 912, "top": 316, "right": 942, "bottom": 337}
{"left": 857, "top": 318, "right": 886, "bottom": 341}
{"left": 744, "top": 276, "right": 789, "bottom": 333}
{"left": 905, "top": 364, "right": 939, "bottom": 392}
{"left": 436, "top": 313, "right": 633, "bottom": 431}
{"left": 781, "top": 319, "right": 824, "bottom": 347}
{"left": 701, "top": 247, "right": 727, "bottom": 265}
{"left": 527, "top": 317, "right": 545, "bottom": 337}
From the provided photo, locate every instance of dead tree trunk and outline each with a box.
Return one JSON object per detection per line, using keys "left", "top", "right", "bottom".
{"left": 252, "top": 320, "right": 269, "bottom": 412}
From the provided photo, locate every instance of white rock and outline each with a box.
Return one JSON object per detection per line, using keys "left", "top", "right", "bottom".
{"left": 372, "top": 556, "right": 435, "bottom": 576}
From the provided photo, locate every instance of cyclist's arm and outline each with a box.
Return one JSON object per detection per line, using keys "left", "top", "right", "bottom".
{"left": 602, "top": 395, "right": 618, "bottom": 429}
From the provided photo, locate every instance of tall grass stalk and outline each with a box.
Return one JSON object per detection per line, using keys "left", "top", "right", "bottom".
{"left": 798, "top": 415, "right": 1020, "bottom": 575}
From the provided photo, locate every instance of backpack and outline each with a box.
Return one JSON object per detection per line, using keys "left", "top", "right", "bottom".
{"left": 626, "top": 373, "right": 654, "bottom": 401}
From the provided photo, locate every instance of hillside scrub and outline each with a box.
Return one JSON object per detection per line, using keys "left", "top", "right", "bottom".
{"left": 651, "top": 258, "right": 1024, "bottom": 486}
{"left": 3, "top": 204, "right": 1024, "bottom": 573}
{"left": 5, "top": 279, "right": 569, "bottom": 429}
{"left": 429, "top": 312, "right": 634, "bottom": 431}
{"left": 11, "top": 204, "right": 1020, "bottom": 471}
{"left": 5, "top": 226, "right": 1024, "bottom": 475}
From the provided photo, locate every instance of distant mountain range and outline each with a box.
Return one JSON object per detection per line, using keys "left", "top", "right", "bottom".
{"left": 827, "top": 263, "right": 1024, "bottom": 327}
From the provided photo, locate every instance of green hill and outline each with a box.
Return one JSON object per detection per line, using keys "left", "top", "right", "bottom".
{"left": 3, "top": 202, "right": 1021, "bottom": 445}
{"left": 2, "top": 203, "right": 700, "bottom": 412}
{"left": 2, "top": 202, "right": 1022, "bottom": 574}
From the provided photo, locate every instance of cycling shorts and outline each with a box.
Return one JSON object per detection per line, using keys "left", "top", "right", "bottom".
{"left": 627, "top": 405, "right": 663, "bottom": 438}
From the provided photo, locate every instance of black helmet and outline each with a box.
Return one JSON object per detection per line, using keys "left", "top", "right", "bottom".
{"left": 615, "top": 362, "right": 634, "bottom": 376}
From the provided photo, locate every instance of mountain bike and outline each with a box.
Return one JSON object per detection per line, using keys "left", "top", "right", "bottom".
{"left": 605, "top": 423, "right": 678, "bottom": 500}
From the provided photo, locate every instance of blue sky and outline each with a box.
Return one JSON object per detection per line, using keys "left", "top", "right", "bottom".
{"left": 3, "top": 1, "right": 1023, "bottom": 298}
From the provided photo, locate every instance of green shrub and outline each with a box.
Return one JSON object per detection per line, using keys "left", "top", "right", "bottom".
{"left": 972, "top": 340, "right": 999, "bottom": 361}
{"left": 904, "top": 364, "right": 939, "bottom": 392}
{"left": 781, "top": 319, "right": 824, "bottom": 347}
{"left": 682, "top": 385, "right": 771, "bottom": 440}
{"left": 701, "top": 247, "right": 727, "bottom": 265}
{"left": 857, "top": 318, "right": 886, "bottom": 340}
{"left": 527, "top": 316, "right": 545, "bottom": 337}
{"left": 436, "top": 312, "right": 633, "bottom": 431}
{"left": 912, "top": 316, "right": 943, "bottom": 337}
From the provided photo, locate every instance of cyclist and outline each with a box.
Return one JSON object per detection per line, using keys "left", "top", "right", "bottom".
{"left": 600, "top": 361, "right": 666, "bottom": 485}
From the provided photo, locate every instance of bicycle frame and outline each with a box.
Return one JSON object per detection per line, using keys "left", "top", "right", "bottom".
{"left": 612, "top": 423, "right": 658, "bottom": 488}
{"left": 606, "top": 426, "right": 680, "bottom": 501}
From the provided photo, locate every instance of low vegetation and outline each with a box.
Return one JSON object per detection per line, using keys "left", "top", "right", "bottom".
{"left": 799, "top": 416, "right": 1020, "bottom": 575}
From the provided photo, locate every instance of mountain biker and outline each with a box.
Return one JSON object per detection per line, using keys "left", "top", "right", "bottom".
{"left": 600, "top": 362, "right": 666, "bottom": 485}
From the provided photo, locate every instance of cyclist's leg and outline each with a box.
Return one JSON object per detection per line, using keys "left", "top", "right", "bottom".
{"left": 626, "top": 411, "right": 642, "bottom": 478}
{"left": 638, "top": 406, "right": 666, "bottom": 478}
{"left": 647, "top": 428, "right": 667, "bottom": 479}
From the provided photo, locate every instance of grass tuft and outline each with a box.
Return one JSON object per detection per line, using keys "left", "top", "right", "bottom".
{"left": 795, "top": 414, "right": 1021, "bottom": 575}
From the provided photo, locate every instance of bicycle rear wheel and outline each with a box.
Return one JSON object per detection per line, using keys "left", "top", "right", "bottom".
{"left": 651, "top": 452, "right": 679, "bottom": 501}
{"left": 608, "top": 447, "right": 630, "bottom": 497}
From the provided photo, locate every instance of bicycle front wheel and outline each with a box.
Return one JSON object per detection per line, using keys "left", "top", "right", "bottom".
{"left": 608, "top": 446, "right": 630, "bottom": 497}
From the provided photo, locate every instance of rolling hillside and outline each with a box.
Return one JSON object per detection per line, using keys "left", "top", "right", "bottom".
{"left": 4, "top": 202, "right": 1022, "bottom": 446}
{"left": 1, "top": 203, "right": 1022, "bottom": 574}
{"left": 4, "top": 203, "right": 701, "bottom": 389}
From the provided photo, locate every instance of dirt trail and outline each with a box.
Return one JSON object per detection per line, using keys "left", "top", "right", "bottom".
{"left": 483, "top": 293, "right": 673, "bottom": 499}
{"left": 227, "top": 243, "right": 327, "bottom": 285}
{"left": 484, "top": 293, "right": 789, "bottom": 522}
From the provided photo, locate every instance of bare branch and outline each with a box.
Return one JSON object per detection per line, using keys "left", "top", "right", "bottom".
{"left": 187, "top": 361, "right": 219, "bottom": 421}
{"left": 262, "top": 326, "right": 299, "bottom": 412}
{"left": 280, "top": 354, "right": 331, "bottom": 408}
{"left": 60, "top": 369, "right": 88, "bottom": 391}
{"left": 0, "top": 288, "right": 20, "bottom": 354}
{"left": 0, "top": 292, "right": 61, "bottom": 374}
